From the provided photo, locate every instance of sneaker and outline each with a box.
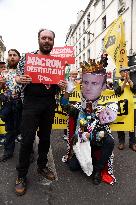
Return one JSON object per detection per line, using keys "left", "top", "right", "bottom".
{"left": 37, "top": 167, "right": 55, "bottom": 181}
{"left": 15, "top": 177, "right": 27, "bottom": 196}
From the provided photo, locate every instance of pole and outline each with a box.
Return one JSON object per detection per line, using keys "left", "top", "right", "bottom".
{"left": 130, "top": 0, "right": 133, "bottom": 55}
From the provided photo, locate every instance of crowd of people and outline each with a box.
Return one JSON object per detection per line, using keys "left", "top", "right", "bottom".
{"left": 0, "top": 28, "right": 135, "bottom": 196}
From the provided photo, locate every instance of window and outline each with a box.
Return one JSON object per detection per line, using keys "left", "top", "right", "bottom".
{"left": 102, "top": 38, "right": 106, "bottom": 52}
{"left": 76, "top": 60, "right": 78, "bottom": 69}
{"left": 76, "top": 46, "right": 78, "bottom": 56}
{"left": 72, "top": 36, "right": 75, "bottom": 45}
{"left": 102, "top": 0, "right": 105, "bottom": 10}
{"left": 87, "top": 49, "right": 90, "bottom": 61}
{"left": 79, "top": 42, "right": 81, "bottom": 53}
{"left": 87, "top": 33, "right": 90, "bottom": 44}
{"left": 118, "top": 0, "right": 126, "bottom": 14}
{"left": 119, "top": 0, "right": 125, "bottom": 7}
{"left": 87, "top": 12, "right": 90, "bottom": 27}
{"left": 83, "top": 20, "right": 85, "bottom": 33}
{"left": 102, "top": 15, "right": 106, "bottom": 30}
{"left": 79, "top": 27, "right": 81, "bottom": 38}
{"left": 79, "top": 56, "right": 81, "bottom": 68}
{"left": 83, "top": 53, "right": 85, "bottom": 62}
{"left": 76, "top": 32, "right": 77, "bottom": 42}
{"left": 83, "top": 37, "right": 85, "bottom": 49}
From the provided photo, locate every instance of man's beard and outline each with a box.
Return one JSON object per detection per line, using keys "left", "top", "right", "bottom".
{"left": 39, "top": 44, "right": 53, "bottom": 55}
{"left": 8, "top": 62, "right": 18, "bottom": 69}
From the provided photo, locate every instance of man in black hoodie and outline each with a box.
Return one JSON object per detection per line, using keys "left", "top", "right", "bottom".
{"left": 15, "top": 29, "right": 66, "bottom": 196}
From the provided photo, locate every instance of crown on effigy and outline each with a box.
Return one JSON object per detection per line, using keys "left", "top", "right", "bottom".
{"left": 80, "top": 59, "right": 105, "bottom": 74}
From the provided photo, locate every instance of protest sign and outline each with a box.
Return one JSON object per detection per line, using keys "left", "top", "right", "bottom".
{"left": 51, "top": 46, "right": 75, "bottom": 64}
{"left": 24, "top": 53, "right": 65, "bottom": 84}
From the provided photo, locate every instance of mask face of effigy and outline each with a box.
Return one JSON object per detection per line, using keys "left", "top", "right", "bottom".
{"left": 82, "top": 73, "right": 106, "bottom": 101}
{"left": 80, "top": 60, "right": 106, "bottom": 102}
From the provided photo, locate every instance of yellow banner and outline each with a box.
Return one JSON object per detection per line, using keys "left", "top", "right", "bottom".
{"left": 52, "top": 105, "right": 68, "bottom": 129}
{"left": 134, "top": 95, "right": 136, "bottom": 109}
{"left": 69, "top": 83, "right": 81, "bottom": 102}
{"left": 52, "top": 83, "right": 81, "bottom": 129}
{"left": 104, "top": 16, "right": 128, "bottom": 77}
{"left": 0, "top": 119, "right": 6, "bottom": 135}
{"left": 53, "top": 84, "right": 134, "bottom": 130}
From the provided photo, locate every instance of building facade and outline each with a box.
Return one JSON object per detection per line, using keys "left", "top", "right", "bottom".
{"left": 0, "top": 35, "right": 6, "bottom": 62}
{"left": 65, "top": 0, "right": 136, "bottom": 73}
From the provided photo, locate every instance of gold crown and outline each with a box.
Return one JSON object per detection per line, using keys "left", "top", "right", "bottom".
{"left": 80, "top": 59, "right": 105, "bottom": 74}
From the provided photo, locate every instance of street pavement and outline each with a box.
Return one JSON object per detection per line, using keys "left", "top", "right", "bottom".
{"left": 0, "top": 131, "right": 136, "bottom": 205}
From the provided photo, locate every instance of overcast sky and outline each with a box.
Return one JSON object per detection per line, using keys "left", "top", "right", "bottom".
{"left": 0, "top": 0, "right": 90, "bottom": 56}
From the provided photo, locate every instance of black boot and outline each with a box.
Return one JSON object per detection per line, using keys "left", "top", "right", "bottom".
{"left": 92, "top": 171, "right": 101, "bottom": 185}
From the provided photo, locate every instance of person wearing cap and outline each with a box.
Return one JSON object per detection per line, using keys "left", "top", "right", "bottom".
{"left": 113, "top": 67, "right": 136, "bottom": 151}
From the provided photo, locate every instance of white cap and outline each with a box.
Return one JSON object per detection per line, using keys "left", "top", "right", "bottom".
{"left": 107, "top": 78, "right": 113, "bottom": 83}
{"left": 106, "top": 102, "right": 118, "bottom": 113}
{"left": 70, "top": 68, "right": 78, "bottom": 74}
{"left": 119, "top": 67, "right": 130, "bottom": 72}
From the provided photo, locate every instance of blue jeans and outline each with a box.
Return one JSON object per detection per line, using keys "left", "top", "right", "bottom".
{"left": 0, "top": 99, "right": 22, "bottom": 156}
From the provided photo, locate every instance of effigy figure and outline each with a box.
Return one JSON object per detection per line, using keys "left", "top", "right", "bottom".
{"left": 61, "top": 59, "right": 118, "bottom": 185}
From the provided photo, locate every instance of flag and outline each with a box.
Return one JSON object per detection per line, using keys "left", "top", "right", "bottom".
{"left": 104, "top": 16, "right": 128, "bottom": 77}
{"left": 65, "top": 65, "right": 70, "bottom": 80}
